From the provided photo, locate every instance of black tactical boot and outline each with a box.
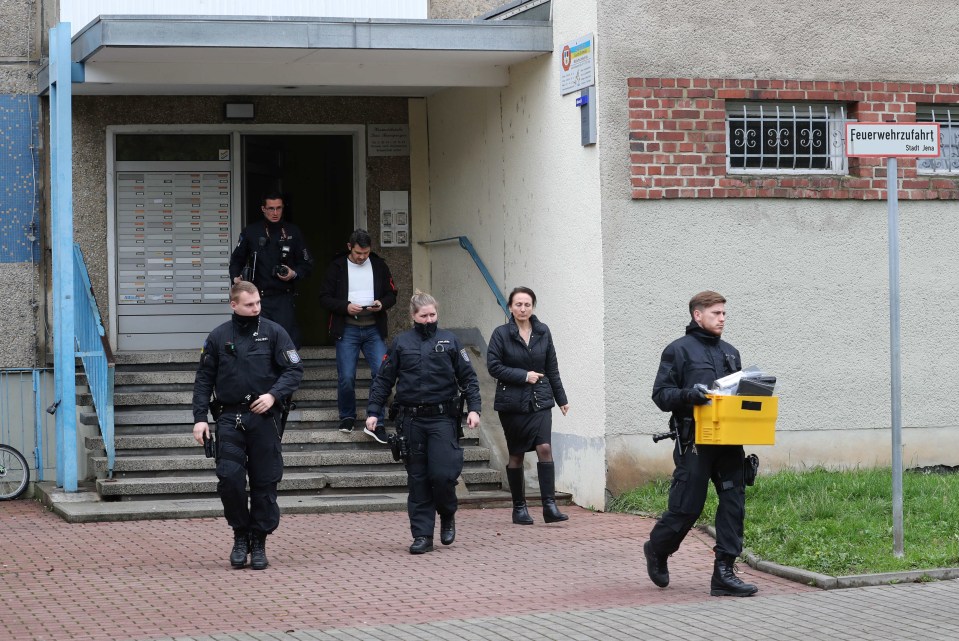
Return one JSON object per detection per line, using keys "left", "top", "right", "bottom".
{"left": 250, "top": 531, "right": 269, "bottom": 570}
{"left": 409, "top": 536, "right": 434, "bottom": 554}
{"left": 710, "top": 556, "right": 758, "bottom": 597}
{"left": 229, "top": 529, "right": 250, "bottom": 569}
{"left": 506, "top": 467, "right": 534, "bottom": 525}
{"left": 643, "top": 540, "right": 669, "bottom": 588}
{"left": 538, "top": 462, "right": 569, "bottom": 523}
{"left": 440, "top": 514, "right": 456, "bottom": 546}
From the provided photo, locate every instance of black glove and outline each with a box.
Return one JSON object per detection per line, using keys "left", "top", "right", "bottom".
{"left": 681, "top": 387, "right": 710, "bottom": 406}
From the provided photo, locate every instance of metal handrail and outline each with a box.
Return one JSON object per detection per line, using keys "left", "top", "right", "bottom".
{"left": 73, "top": 243, "right": 115, "bottom": 477}
{"left": 418, "top": 236, "right": 509, "bottom": 316}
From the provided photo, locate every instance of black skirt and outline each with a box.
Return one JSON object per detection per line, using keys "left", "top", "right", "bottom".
{"left": 498, "top": 408, "right": 552, "bottom": 454}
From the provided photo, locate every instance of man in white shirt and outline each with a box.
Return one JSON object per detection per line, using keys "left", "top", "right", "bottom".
{"left": 318, "top": 229, "right": 398, "bottom": 440}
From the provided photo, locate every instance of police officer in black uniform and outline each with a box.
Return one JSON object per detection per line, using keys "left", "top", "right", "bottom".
{"left": 192, "top": 281, "right": 304, "bottom": 570}
{"left": 229, "top": 192, "right": 313, "bottom": 348}
{"left": 365, "top": 291, "right": 482, "bottom": 554}
{"left": 643, "top": 290, "right": 758, "bottom": 597}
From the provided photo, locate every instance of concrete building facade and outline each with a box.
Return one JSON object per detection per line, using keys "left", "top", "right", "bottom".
{"left": 4, "top": 0, "right": 959, "bottom": 508}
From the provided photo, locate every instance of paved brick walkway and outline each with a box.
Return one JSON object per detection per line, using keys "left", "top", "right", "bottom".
{"left": 1, "top": 500, "right": 810, "bottom": 640}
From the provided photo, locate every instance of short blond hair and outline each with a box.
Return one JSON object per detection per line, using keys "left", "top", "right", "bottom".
{"left": 410, "top": 290, "right": 437, "bottom": 315}
{"left": 231, "top": 281, "right": 258, "bottom": 302}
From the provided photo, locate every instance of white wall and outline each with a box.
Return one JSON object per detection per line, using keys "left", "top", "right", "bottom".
{"left": 425, "top": 0, "right": 607, "bottom": 508}
{"left": 62, "top": 0, "right": 428, "bottom": 33}
{"left": 596, "top": 0, "right": 959, "bottom": 493}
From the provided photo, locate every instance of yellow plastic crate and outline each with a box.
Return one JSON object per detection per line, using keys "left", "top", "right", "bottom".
{"left": 694, "top": 394, "right": 777, "bottom": 445}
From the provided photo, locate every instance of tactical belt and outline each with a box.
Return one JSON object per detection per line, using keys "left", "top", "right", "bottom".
{"left": 219, "top": 403, "right": 250, "bottom": 414}
{"left": 400, "top": 402, "right": 452, "bottom": 417}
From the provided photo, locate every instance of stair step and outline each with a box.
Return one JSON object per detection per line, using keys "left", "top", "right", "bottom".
{"left": 96, "top": 469, "right": 503, "bottom": 496}
{"left": 83, "top": 386, "right": 368, "bottom": 406}
{"left": 112, "top": 347, "right": 336, "bottom": 365}
{"left": 76, "top": 348, "right": 512, "bottom": 519}
{"left": 85, "top": 428, "right": 444, "bottom": 452}
{"left": 81, "top": 406, "right": 350, "bottom": 426}
{"left": 43, "top": 488, "right": 567, "bottom": 523}
{"left": 111, "top": 367, "right": 368, "bottom": 386}
{"left": 90, "top": 445, "right": 493, "bottom": 473}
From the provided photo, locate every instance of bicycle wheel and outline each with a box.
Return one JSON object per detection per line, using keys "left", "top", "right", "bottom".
{"left": 0, "top": 444, "right": 30, "bottom": 500}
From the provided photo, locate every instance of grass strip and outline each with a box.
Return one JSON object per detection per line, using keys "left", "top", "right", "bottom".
{"left": 609, "top": 467, "right": 959, "bottom": 575}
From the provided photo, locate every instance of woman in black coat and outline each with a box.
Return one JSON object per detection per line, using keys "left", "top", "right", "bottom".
{"left": 487, "top": 286, "right": 570, "bottom": 525}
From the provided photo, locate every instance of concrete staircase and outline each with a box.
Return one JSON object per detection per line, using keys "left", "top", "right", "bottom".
{"left": 65, "top": 347, "right": 515, "bottom": 522}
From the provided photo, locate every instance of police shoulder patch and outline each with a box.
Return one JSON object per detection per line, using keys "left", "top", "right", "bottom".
{"left": 459, "top": 348, "right": 470, "bottom": 363}
{"left": 286, "top": 349, "right": 301, "bottom": 364}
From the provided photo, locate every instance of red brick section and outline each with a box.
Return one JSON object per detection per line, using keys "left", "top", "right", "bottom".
{"left": 0, "top": 500, "right": 813, "bottom": 641}
{"left": 627, "top": 77, "right": 959, "bottom": 200}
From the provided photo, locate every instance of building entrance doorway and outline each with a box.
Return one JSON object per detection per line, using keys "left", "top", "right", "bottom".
{"left": 108, "top": 127, "right": 364, "bottom": 352}
{"left": 241, "top": 134, "right": 355, "bottom": 346}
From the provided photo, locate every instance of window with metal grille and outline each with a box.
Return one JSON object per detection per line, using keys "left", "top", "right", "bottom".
{"left": 916, "top": 105, "right": 959, "bottom": 174}
{"left": 726, "top": 103, "right": 848, "bottom": 174}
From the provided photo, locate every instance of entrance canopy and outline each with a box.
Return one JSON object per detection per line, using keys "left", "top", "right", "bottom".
{"left": 39, "top": 14, "right": 552, "bottom": 96}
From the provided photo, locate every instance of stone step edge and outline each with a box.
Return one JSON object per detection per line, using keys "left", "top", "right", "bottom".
{"left": 88, "top": 447, "right": 493, "bottom": 471}
{"left": 41, "top": 489, "right": 569, "bottom": 524}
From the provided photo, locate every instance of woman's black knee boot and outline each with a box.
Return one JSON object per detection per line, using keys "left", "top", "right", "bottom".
{"left": 538, "top": 461, "right": 568, "bottom": 523}
{"left": 506, "top": 466, "right": 534, "bottom": 524}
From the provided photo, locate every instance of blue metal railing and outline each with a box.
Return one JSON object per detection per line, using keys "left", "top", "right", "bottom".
{"left": 419, "top": 236, "right": 509, "bottom": 316}
{"left": 0, "top": 368, "right": 54, "bottom": 481}
{"left": 73, "top": 243, "right": 115, "bottom": 477}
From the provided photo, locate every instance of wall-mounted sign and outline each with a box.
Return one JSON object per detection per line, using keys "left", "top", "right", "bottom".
{"left": 368, "top": 124, "right": 410, "bottom": 157}
{"left": 560, "top": 33, "right": 595, "bottom": 96}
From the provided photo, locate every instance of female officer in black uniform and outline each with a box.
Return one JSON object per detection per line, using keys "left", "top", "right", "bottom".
{"left": 365, "top": 291, "right": 482, "bottom": 554}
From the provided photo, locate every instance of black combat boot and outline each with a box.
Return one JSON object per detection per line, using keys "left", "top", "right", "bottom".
{"left": 250, "top": 531, "right": 269, "bottom": 570}
{"left": 506, "top": 467, "right": 534, "bottom": 525}
{"left": 440, "top": 514, "right": 456, "bottom": 546}
{"left": 710, "top": 555, "right": 758, "bottom": 597}
{"left": 643, "top": 540, "right": 669, "bottom": 588}
{"left": 409, "top": 536, "right": 434, "bottom": 554}
{"left": 229, "top": 529, "right": 250, "bottom": 569}
{"left": 537, "top": 462, "right": 569, "bottom": 523}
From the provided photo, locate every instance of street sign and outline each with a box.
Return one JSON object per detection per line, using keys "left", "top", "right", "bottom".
{"left": 845, "top": 123, "right": 940, "bottom": 158}
{"left": 843, "top": 121, "right": 942, "bottom": 559}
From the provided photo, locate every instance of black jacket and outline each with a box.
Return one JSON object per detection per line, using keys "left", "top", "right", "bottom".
{"left": 487, "top": 316, "right": 568, "bottom": 414}
{"left": 652, "top": 321, "right": 742, "bottom": 421}
{"left": 367, "top": 326, "right": 482, "bottom": 419}
{"left": 317, "top": 252, "right": 398, "bottom": 340}
{"left": 229, "top": 219, "right": 314, "bottom": 293}
{"left": 192, "top": 314, "right": 304, "bottom": 422}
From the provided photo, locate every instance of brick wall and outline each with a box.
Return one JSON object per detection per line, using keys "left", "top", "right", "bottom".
{"left": 627, "top": 77, "right": 959, "bottom": 200}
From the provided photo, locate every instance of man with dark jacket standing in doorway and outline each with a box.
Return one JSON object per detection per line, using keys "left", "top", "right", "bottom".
{"left": 643, "top": 290, "right": 758, "bottom": 597}
{"left": 229, "top": 192, "right": 314, "bottom": 348}
{"left": 318, "top": 229, "right": 398, "bottom": 440}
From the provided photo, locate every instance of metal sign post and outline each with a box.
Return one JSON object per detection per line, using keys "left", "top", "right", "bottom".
{"left": 846, "top": 122, "right": 940, "bottom": 558}
{"left": 886, "top": 155, "right": 904, "bottom": 558}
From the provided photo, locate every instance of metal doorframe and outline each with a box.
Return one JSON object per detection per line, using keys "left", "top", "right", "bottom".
{"left": 105, "top": 123, "right": 367, "bottom": 351}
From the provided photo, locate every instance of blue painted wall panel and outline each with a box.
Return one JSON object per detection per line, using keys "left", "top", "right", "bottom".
{"left": 0, "top": 95, "right": 40, "bottom": 264}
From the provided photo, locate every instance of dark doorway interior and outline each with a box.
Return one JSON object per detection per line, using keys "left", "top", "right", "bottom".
{"left": 242, "top": 134, "right": 355, "bottom": 346}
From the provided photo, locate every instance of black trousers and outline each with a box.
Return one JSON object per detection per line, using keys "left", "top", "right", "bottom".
{"left": 648, "top": 442, "right": 746, "bottom": 558}
{"left": 260, "top": 290, "right": 300, "bottom": 348}
{"left": 403, "top": 414, "right": 464, "bottom": 538}
{"left": 215, "top": 410, "right": 284, "bottom": 534}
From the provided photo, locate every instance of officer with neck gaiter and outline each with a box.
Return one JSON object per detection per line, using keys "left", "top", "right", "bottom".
{"left": 365, "top": 291, "right": 482, "bottom": 555}
{"left": 192, "top": 281, "right": 303, "bottom": 570}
